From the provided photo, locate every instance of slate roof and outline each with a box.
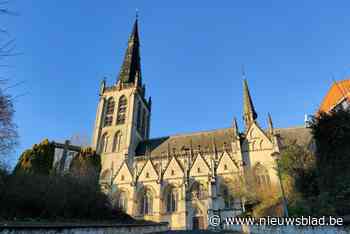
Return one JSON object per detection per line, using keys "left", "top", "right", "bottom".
{"left": 275, "top": 126, "right": 313, "bottom": 148}
{"left": 135, "top": 126, "right": 313, "bottom": 157}
{"left": 135, "top": 128, "right": 234, "bottom": 157}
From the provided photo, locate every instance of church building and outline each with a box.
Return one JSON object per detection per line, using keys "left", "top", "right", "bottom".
{"left": 91, "top": 19, "right": 311, "bottom": 230}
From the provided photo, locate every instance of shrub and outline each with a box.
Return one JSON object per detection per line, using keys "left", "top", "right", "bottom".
{"left": 4, "top": 142, "right": 132, "bottom": 222}
{"left": 310, "top": 109, "right": 350, "bottom": 215}
{"left": 0, "top": 173, "right": 133, "bottom": 222}
{"left": 14, "top": 139, "right": 55, "bottom": 175}
{"left": 69, "top": 147, "right": 101, "bottom": 184}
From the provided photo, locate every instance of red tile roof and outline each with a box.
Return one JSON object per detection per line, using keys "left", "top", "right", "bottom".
{"left": 319, "top": 79, "right": 350, "bottom": 113}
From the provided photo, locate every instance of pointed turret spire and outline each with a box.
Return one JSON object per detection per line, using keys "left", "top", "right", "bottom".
{"left": 99, "top": 78, "right": 106, "bottom": 95}
{"left": 268, "top": 112, "right": 274, "bottom": 135}
{"left": 117, "top": 18, "right": 142, "bottom": 86}
{"left": 232, "top": 117, "right": 240, "bottom": 137}
{"left": 268, "top": 113, "right": 274, "bottom": 130}
{"left": 211, "top": 136, "right": 218, "bottom": 158}
{"left": 148, "top": 96, "right": 152, "bottom": 109}
{"left": 243, "top": 78, "right": 258, "bottom": 129}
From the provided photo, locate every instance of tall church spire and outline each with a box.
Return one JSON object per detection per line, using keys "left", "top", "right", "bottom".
{"left": 243, "top": 79, "right": 258, "bottom": 129}
{"left": 117, "top": 18, "right": 142, "bottom": 86}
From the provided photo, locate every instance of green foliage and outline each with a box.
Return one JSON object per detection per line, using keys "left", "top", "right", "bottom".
{"left": 279, "top": 109, "right": 350, "bottom": 217}
{"left": 288, "top": 198, "right": 312, "bottom": 216}
{"left": 279, "top": 142, "right": 318, "bottom": 199}
{"left": 14, "top": 141, "right": 101, "bottom": 179}
{"left": 0, "top": 162, "right": 9, "bottom": 201}
{"left": 0, "top": 173, "right": 133, "bottom": 222}
{"left": 279, "top": 139, "right": 339, "bottom": 217}
{"left": 309, "top": 109, "right": 350, "bottom": 215}
{"left": 3, "top": 141, "right": 125, "bottom": 221}
{"left": 69, "top": 147, "right": 101, "bottom": 183}
{"left": 14, "top": 139, "right": 54, "bottom": 175}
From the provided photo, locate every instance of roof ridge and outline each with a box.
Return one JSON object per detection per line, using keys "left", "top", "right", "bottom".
{"left": 337, "top": 78, "right": 350, "bottom": 84}
{"left": 141, "top": 126, "right": 308, "bottom": 144}
{"left": 274, "top": 126, "right": 308, "bottom": 130}
{"left": 145, "top": 127, "right": 233, "bottom": 142}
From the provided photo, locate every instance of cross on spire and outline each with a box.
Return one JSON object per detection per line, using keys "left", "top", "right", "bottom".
{"left": 135, "top": 8, "right": 139, "bottom": 20}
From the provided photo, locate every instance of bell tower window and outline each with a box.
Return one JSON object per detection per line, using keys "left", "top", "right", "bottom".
{"left": 116, "top": 95, "right": 127, "bottom": 125}
{"left": 104, "top": 98, "right": 115, "bottom": 127}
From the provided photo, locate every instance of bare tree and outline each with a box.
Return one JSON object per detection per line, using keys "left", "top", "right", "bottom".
{"left": 0, "top": 90, "right": 17, "bottom": 157}
{"left": 0, "top": 1, "right": 18, "bottom": 159}
{"left": 70, "top": 132, "right": 90, "bottom": 147}
{"left": 0, "top": 1, "right": 18, "bottom": 62}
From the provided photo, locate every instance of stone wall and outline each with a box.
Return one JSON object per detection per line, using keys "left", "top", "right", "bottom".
{"left": 226, "top": 224, "right": 350, "bottom": 234}
{"left": 0, "top": 223, "right": 169, "bottom": 234}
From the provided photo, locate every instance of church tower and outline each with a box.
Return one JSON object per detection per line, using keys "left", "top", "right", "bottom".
{"left": 92, "top": 19, "right": 151, "bottom": 173}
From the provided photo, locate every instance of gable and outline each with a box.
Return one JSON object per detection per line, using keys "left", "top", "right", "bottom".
{"left": 217, "top": 151, "right": 239, "bottom": 174}
{"left": 190, "top": 154, "right": 211, "bottom": 177}
{"left": 138, "top": 159, "right": 159, "bottom": 182}
{"left": 243, "top": 123, "right": 273, "bottom": 151}
{"left": 115, "top": 162, "right": 132, "bottom": 184}
{"left": 163, "top": 157, "right": 184, "bottom": 179}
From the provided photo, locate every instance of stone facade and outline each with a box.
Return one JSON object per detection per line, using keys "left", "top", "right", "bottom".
{"left": 92, "top": 19, "right": 312, "bottom": 230}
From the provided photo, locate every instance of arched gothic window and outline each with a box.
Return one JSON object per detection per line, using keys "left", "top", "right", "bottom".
{"left": 112, "top": 131, "right": 122, "bottom": 152}
{"left": 190, "top": 182, "right": 207, "bottom": 200}
{"left": 221, "top": 184, "right": 235, "bottom": 209}
{"left": 116, "top": 96, "right": 127, "bottom": 125}
{"left": 99, "top": 133, "right": 109, "bottom": 153}
{"left": 254, "top": 163, "right": 271, "bottom": 189}
{"left": 106, "top": 98, "right": 115, "bottom": 114}
{"left": 136, "top": 102, "right": 142, "bottom": 132}
{"left": 140, "top": 189, "right": 153, "bottom": 215}
{"left": 117, "top": 191, "right": 128, "bottom": 212}
{"left": 104, "top": 98, "right": 115, "bottom": 127}
{"left": 165, "top": 187, "right": 178, "bottom": 213}
{"left": 104, "top": 116, "right": 113, "bottom": 127}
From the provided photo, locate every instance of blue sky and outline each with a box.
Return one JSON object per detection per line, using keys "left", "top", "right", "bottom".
{"left": 2, "top": 1, "right": 350, "bottom": 166}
